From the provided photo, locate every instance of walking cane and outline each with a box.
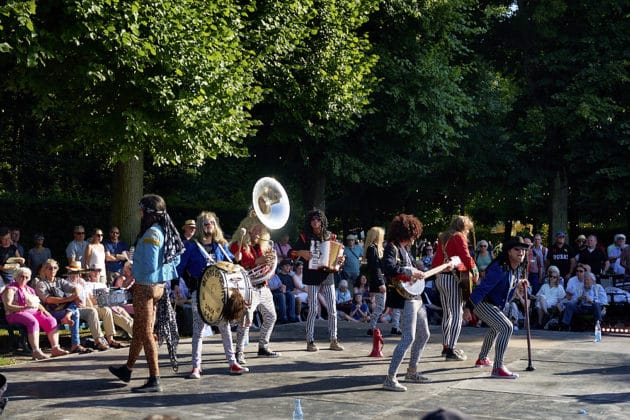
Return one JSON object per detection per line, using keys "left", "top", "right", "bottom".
{"left": 523, "top": 284, "right": 535, "bottom": 371}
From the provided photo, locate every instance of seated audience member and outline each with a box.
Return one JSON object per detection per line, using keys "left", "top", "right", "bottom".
{"left": 26, "top": 233, "right": 52, "bottom": 276}
{"left": 274, "top": 234, "right": 292, "bottom": 261}
{"left": 1, "top": 226, "right": 25, "bottom": 290}
{"left": 34, "top": 259, "right": 92, "bottom": 354}
{"left": 535, "top": 268, "right": 566, "bottom": 328}
{"left": 65, "top": 262, "right": 110, "bottom": 350}
{"left": 276, "top": 259, "right": 302, "bottom": 320}
{"left": 475, "top": 240, "right": 493, "bottom": 279}
{"left": 349, "top": 293, "right": 370, "bottom": 322}
{"left": 503, "top": 282, "right": 531, "bottom": 331}
{"left": 104, "top": 226, "right": 129, "bottom": 286}
{"left": 84, "top": 266, "right": 134, "bottom": 342}
{"left": 353, "top": 274, "right": 373, "bottom": 312}
{"left": 564, "top": 264, "right": 590, "bottom": 305}
{"left": 577, "top": 234, "right": 608, "bottom": 275}
{"left": 290, "top": 261, "right": 315, "bottom": 318}
{"left": 1, "top": 267, "right": 69, "bottom": 359}
{"left": 268, "top": 273, "right": 297, "bottom": 323}
{"left": 561, "top": 272, "right": 608, "bottom": 329}
{"left": 607, "top": 234, "right": 627, "bottom": 275}
{"left": 336, "top": 279, "right": 353, "bottom": 315}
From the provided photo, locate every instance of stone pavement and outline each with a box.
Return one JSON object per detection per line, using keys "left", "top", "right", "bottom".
{"left": 1, "top": 320, "right": 628, "bottom": 419}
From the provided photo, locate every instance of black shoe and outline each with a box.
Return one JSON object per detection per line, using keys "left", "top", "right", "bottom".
{"left": 366, "top": 329, "right": 373, "bottom": 336}
{"left": 445, "top": 348, "right": 467, "bottom": 361}
{"left": 441, "top": 347, "right": 448, "bottom": 356}
{"left": 391, "top": 327, "right": 402, "bottom": 336}
{"left": 258, "top": 347, "right": 281, "bottom": 358}
{"left": 109, "top": 365, "right": 131, "bottom": 383}
{"left": 132, "top": 376, "right": 162, "bottom": 393}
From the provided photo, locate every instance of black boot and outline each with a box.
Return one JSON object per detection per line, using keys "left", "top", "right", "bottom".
{"left": 109, "top": 365, "right": 132, "bottom": 383}
{"left": 132, "top": 376, "right": 162, "bottom": 393}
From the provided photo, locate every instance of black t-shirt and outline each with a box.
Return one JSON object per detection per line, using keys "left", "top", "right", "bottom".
{"left": 547, "top": 243, "right": 575, "bottom": 277}
{"left": 577, "top": 247, "right": 607, "bottom": 275}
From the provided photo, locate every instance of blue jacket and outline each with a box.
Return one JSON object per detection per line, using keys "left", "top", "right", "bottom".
{"left": 132, "top": 224, "right": 180, "bottom": 285}
{"left": 470, "top": 260, "right": 524, "bottom": 308}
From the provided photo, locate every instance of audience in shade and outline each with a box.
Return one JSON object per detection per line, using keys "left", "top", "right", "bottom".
{"left": 26, "top": 233, "right": 51, "bottom": 277}
{"left": 560, "top": 272, "right": 608, "bottom": 329}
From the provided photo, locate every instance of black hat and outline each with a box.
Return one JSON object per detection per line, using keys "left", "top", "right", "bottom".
{"left": 280, "top": 259, "right": 293, "bottom": 267}
{"left": 503, "top": 236, "right": 529, "bottom": 252}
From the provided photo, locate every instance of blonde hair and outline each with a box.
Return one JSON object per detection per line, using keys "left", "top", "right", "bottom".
{"left": 196, "top": 211, "right": 228, "bottom": 245}
{"left": 438, "top": 215, "right": 474, "bottom": 245}
{"left": 365, "top": 226, "right": 385, "bottom": 258}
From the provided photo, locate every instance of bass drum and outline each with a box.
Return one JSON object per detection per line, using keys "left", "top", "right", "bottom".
{"left": 198, "top": 261, "right": 252, "bottom": 326}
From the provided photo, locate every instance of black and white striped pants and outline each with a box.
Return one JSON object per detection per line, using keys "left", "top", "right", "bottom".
{"left": 306, "top": 279, "right": 337, "bottom": 342}
{"left": 237, "top": 286, "right": 277, "bottom": 352}
{"left": 436, "top": 272, "right": 463, "bottom": 348}
{"left": 473, "top": 300, "right": 514, "bottom": 369}
{"left": 387, "top": 299, "right": 430, "bottom": 377}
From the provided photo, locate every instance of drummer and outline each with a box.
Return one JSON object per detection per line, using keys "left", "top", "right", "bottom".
{"left": 176, "top": 211, "right": 248, "bottom": 379}
{"left": 229, "top": 213, "right": 280, "bottom": 366}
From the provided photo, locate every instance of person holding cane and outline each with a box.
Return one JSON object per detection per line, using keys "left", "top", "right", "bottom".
{"left": 464, "top": 236, "right": 529, "bottom": 379}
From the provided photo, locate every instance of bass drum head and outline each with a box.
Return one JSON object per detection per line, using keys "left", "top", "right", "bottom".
{"left": 198, "top": 265, "right": 228, "bottom": 325}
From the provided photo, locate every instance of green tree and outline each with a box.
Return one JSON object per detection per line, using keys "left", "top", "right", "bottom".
{"left": 1, "top": 0, "right": 262, "bottom": 242}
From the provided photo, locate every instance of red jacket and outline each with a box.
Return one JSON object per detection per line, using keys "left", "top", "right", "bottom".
{"left": 432, "top": 232, "right": 477, "bottom": 273}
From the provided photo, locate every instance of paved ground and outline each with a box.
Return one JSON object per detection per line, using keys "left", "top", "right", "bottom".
{"left": 1, "top": 320, "right": 628, "bottom": 419}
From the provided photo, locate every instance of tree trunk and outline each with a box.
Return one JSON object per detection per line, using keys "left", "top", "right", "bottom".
{"left": 111, "top": 155, "right": 144, "bottom": 246}
{"left": 308, "top": 167, "right": 327, "bottom": 212}
{"left": 550, "top": 168, "right": 569, "bottom": 241}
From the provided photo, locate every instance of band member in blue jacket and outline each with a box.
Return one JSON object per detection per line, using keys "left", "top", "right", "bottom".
{"left": 465, "top": 236, "right": 530, "bottom": 379}
{"left": 177, "top": 211, "right": 248, "bottom": 379}
{"left": 110, "top": 194, "right": 184, "bottom": 392}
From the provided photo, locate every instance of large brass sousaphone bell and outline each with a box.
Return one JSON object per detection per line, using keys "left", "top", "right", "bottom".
{"left": 252, "top": 177, "right": 290, "bottom": 230}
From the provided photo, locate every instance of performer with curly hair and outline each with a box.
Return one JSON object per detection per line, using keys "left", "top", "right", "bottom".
{"left": 290, "top": 209, "right": 345, "bottom": 352}
{"left": 382, "top": 214, "right": 452, "bottom": 392}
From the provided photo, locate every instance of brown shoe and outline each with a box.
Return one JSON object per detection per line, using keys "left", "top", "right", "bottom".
{"left": 108, "top": 340, "right": 126, "bottom": 349}
{"left": 95, "top": 339, "right": 110, "bottom": 351}
{"left": 51, "top": 346, "right": 69, "bottom": 357}
{"left": 329, "top": 339, "right": 344, "bottom": 351}
{"left": 70, "top": 345, "right": 93, "bottom": 354}
{"left": 306, "top": 341, "right": 318, "bottom": 352}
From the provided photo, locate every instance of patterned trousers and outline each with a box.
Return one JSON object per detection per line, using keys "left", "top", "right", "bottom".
{"left": 369, "top": 292, "right": 386, "bottom": 330}
{"left": 191, "top": 290, "right": 236, "bottom": 368}
{"left": 306, "top": 279, "right": 337, "bottom": 342}
{"left": 436, "top": 273, "right": 463, "bottom": 348}
{"left": 127, "top": 283, "right": 164, "bottom": 376}
{"left": 474, "top": 301, "right": 514, "bottom": 369}
{"left": 237, "top": 286, "right": 277, "bottom": 352}
{"left": 388, "top": 299, "right": 430, "bottom": 377}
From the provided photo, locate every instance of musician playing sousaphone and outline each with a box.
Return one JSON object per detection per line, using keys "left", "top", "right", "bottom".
{"left": 229, "top": 212, "right": 280, "bottom": 364}
{"left": 290, "top": 209, "right": 345, "bottom": 352}
{"left": 382, "top": 214, "right": 455, "bottom": 392}
{"left": 176, "top": 211, "right": 249, "bottom": 378}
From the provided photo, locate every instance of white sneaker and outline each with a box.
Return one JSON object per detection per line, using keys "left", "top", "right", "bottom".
{"left": 405, "top": 369, "right": 432, "bottom": 383}
{"left": 383, "top": 375, "right": 407, "bottom": 392}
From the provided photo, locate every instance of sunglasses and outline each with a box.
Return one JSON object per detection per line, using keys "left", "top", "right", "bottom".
{"left": 549, "top": 275, "right": 558, "bottom": 278}
{"left": 203, "top": 221, "right": 216, "bottom": 226}
{"left": 576, "top": 269, "right": 585, "bottom": 273}
{"left": 46, "top": 266, "right": 59, "bottom": 270}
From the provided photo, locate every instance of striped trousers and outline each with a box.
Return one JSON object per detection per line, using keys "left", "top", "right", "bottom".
{"left": 237, "top": 286, "right": 277, "bottom": 352}
{"left": 473, "top": 301, "right": 514, "bottom": 369}
{"left": 436, "top": 273, "right": 463, "bottom": 348}
{"left": 388, "top": 300, "right": 430, "bottom": 377}
{"left": 306, "top": 280, "right": 337, "bottom": 342}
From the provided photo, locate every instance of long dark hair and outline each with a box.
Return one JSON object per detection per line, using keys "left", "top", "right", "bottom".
{"left": 137, "top": 194, "right": 184, "bottom": 264}
{"left": 304, "top": 208, "right": 332, "bottom": 241}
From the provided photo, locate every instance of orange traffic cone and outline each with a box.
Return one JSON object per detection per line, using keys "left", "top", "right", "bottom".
{"left": 369, "top": 328, "right": 384, "bottom": 357}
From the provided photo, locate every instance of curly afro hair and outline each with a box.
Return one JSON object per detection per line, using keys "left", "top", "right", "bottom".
{"left": 386, "top": 214, "right": 423, "bottom": 243}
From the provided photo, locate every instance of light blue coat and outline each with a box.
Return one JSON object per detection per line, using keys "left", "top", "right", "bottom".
{"left": 132, "top": 224, "right": 180, "bottom": 285}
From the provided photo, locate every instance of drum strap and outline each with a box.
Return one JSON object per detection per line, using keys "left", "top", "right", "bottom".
{"left": 193, "top": 240, "right": 215, "bottom": 266}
